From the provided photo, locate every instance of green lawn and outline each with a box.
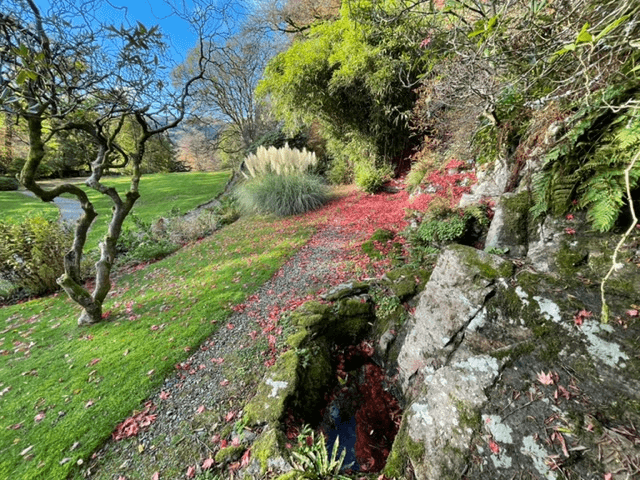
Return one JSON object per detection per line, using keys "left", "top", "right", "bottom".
{"left": 72, "top": 172, "right": 232, "bottom": 250}
{"left": 0, "top": 191, "right": 59, "bottom": 223}
{"left": 0, "top": 213, "right": 318, "bottom": 480}
{"left": 0, "top": 171, "right": 231, "bottom": 250}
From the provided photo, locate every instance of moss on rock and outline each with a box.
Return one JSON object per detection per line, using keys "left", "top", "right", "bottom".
{"left": 383, "top": 416, "right": 425, "bottom": 478}
{"left": 214, "top": 445, "right": 245, "bottom": 463}
{"left": 251, "top": 427, "right": 288, "bottom": 473}
{"left": 244, "top": 350, "right": 299, "bottom": 426}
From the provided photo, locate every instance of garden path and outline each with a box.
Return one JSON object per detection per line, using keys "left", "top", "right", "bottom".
{"left": 82, "top": 196, "right": 364, "bottom": 478}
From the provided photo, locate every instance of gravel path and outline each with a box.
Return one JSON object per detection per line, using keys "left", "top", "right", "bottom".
{"left": 19, "top": 189, "right": 85, "bottom": 224}
{"left": 84, "top": 219, "right": 356, "bottom": 478}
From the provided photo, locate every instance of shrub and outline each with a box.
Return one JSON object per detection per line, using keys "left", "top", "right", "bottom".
{"left": 0, "top": 215, "right": 73, "bottom": 296}
{"left": 0, "top": 176, "right": 19, "bottom": 191}
{"left": 116, "top": 215, "right": 178, "bottom": 266}
{"left": 417, "top": 205, "right": 489, "bottom": 247}
{"left": 244, "top": 144, "right": 318, "bottom": 178}
{"left": 235, "top": 173, "right": 330, "bottom": 217}
{"left": 354, "top": 160, "right": 393, "bottom": 194}
{"left": 167, "top": 210, "right": 219, "bottom": 245}
{"left": 406, "top": 150, "right": 439, "bottom": 193}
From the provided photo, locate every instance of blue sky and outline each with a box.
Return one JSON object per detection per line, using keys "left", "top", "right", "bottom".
{"left": 32, "top": 0, "right": 253, "bottom": 64}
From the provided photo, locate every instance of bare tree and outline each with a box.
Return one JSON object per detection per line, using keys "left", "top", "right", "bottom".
{"left": 173, "top": 24, "right": 285, "bottom": 158}
{"left": 0, "top": 0, "right": 235, "bottom": 325}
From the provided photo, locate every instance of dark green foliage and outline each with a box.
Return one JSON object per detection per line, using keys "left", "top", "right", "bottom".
{"left": 235, "top": 173, "right": 330, "bottom": 217}
{"left": 532, "top": 86, "right": 640, "bottom": 231}
{"left": 0, "top": 215, "right": 72, "bottom": 295}
{"left": 116, "top": 215, "right": 179, "bottom": 265}
{"left": 417, "top": 206, "right": 489, "bottom": 247}
{"left": 0, "top": 176, "right": 19, "bottom": 191}
{"left": 213, "top": 196, "right": 241, "bottom": 226}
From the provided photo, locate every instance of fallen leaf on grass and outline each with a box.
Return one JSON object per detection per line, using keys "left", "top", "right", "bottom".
{"left": 151, "top": 472, "right": 159, "bottom": 480}
{"left": 202, "top": 457, "right": 215, "bottom": 470}
{"left": 187, "top": 466, "right": 196, "bottom": 478}
{"left": 197, "top": 405, "right": 206, "bottom": 414}
{"left": 87, "top": 358, "right": 101, "bottom": 367}
{"left": 7, "top": 422, "right": 23, "bottom": 430}
{"left": 225, "top": 411, "right": 236, "bottom": 422}
{"left": 226, "top": 323, "right": 235, "bottom": 330}
{"left": 210, "top": 357, "right": 224, "bottom": 364}
{"left": 627, "top": 309, "right": 639, "bottom": 317}
{"left": 20, "top": 445, "right": 33, "bottom": 456}
{"left": 85, "top": 400, "right": 94, "bottom": 408}
{"left": 219, "top": 379, "right": 230, "bottom": 387}
{"left": 34, "top": 412, "right": 46, "bottom": 422}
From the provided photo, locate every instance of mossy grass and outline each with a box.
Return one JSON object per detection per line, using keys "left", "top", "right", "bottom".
{"left": 0, "top": 212, "right": 317, "bottom": 480}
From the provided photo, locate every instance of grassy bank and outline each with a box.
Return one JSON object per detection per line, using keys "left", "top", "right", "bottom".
{"left": 0, "top": 212, "right": 318, "bottom": 480}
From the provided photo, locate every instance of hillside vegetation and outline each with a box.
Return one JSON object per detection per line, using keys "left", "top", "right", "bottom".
{"left": 260, "top": 0, "right": 639, "bottom": 231}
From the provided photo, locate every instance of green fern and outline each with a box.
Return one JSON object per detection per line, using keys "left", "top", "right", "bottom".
{"left": 531, "top": 85, "right": 640, "bottom": 230}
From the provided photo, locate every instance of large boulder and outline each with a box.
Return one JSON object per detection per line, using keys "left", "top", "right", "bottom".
{"left": 397, "top": 244, "right": 513, "bottom": 387}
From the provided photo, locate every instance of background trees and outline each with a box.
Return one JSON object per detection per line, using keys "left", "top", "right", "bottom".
{"left": 257, "top": 1, "right": 429, "bottom": 190}
{"left": 0, "top": 0, "right": 234, "bottom": 324}
{"left": 173, "top": 25, "right": 285, "bottom": 171}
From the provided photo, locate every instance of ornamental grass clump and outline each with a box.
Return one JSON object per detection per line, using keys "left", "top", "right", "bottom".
{"left": 238, "top": 145, "right": 329, "bottom": 217}
{"left": 236, "top": 173, "right": 330, "bottom": 217}
{"left": 244, "top": 144, "right": 318, "bottom": 178}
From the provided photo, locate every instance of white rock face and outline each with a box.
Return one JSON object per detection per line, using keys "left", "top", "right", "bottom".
{"left": 406, "top": 355, "right": 501, "bottom": 480}
{"left": 397, "top": 245, "right": 508, "bottom": 387}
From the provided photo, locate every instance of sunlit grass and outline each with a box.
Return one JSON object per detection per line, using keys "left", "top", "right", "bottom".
{"left": 0, "top": 191, "right": 59, "bottom": 223}
{"left": 0, "top": 214, "right": 318, "bottom": 480}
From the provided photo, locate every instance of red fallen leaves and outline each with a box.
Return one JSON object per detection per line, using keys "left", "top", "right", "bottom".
{"left": 210, "top": 357, "right": 225, "bottom": 364}
{"left": 34, "top": 412, "right": 45, "bottom": 423}
{"left": 159, "top": 390, "right": 170, "bottom": 400}
{"left": 186, "top": 465, "right": 196, "bottom": 478}
{"left": 202, "top": 457, "right": 215, "bottom": 470}
{"left": 573, "top": 309, "right": 592, "bottom": 326}
{"left": 354, "top": 363, "right": 401, "bottom": 472}
{"left": 151, "top": 472, "right": 159, "bottom": 480}
{"left": 488, "top": 439, "right": 500, "bottom": 454}
{"left": 112, "top": 401, "right": 157, "bottom": 441}
{"left": 219, "top": 379, "right": 230, "bottom": 387}
{"left": 197, "top": 405, "right": 206, "bottom": 414}
{"left": 224, "top": 410, "right": 236, "bottom": 422}
{"left": 87, "top": 358, "right": 101, "bottom": 367}
{"left": 564, "top": 227, "right": 576, "bottom": 235}
{"left": 537, "top": 371, "right": 555, "bottom": 386}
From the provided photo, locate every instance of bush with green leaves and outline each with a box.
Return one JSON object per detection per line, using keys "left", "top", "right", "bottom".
{"left": 354, "top": 159, "right": 393, "bottom": 194}
{"left": 0, "top": 176, "right": 19, "bottom": 191}
{"left": 244, "top": 144, "right": 318, "bottom": 178}
{"left": 235, "top": 173, "right": 330, "bottom": 217}
{"left": 0, "top": 215, "right": 73, "bottom": 296}
{"left": 257, "top": 1, "right": 428, "bottom": 178}
{"left": 417, "top": 205, "right": 489, "bottom": 247}
{"left": 116, "top": 215, "right": 179, "bottom": 265}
